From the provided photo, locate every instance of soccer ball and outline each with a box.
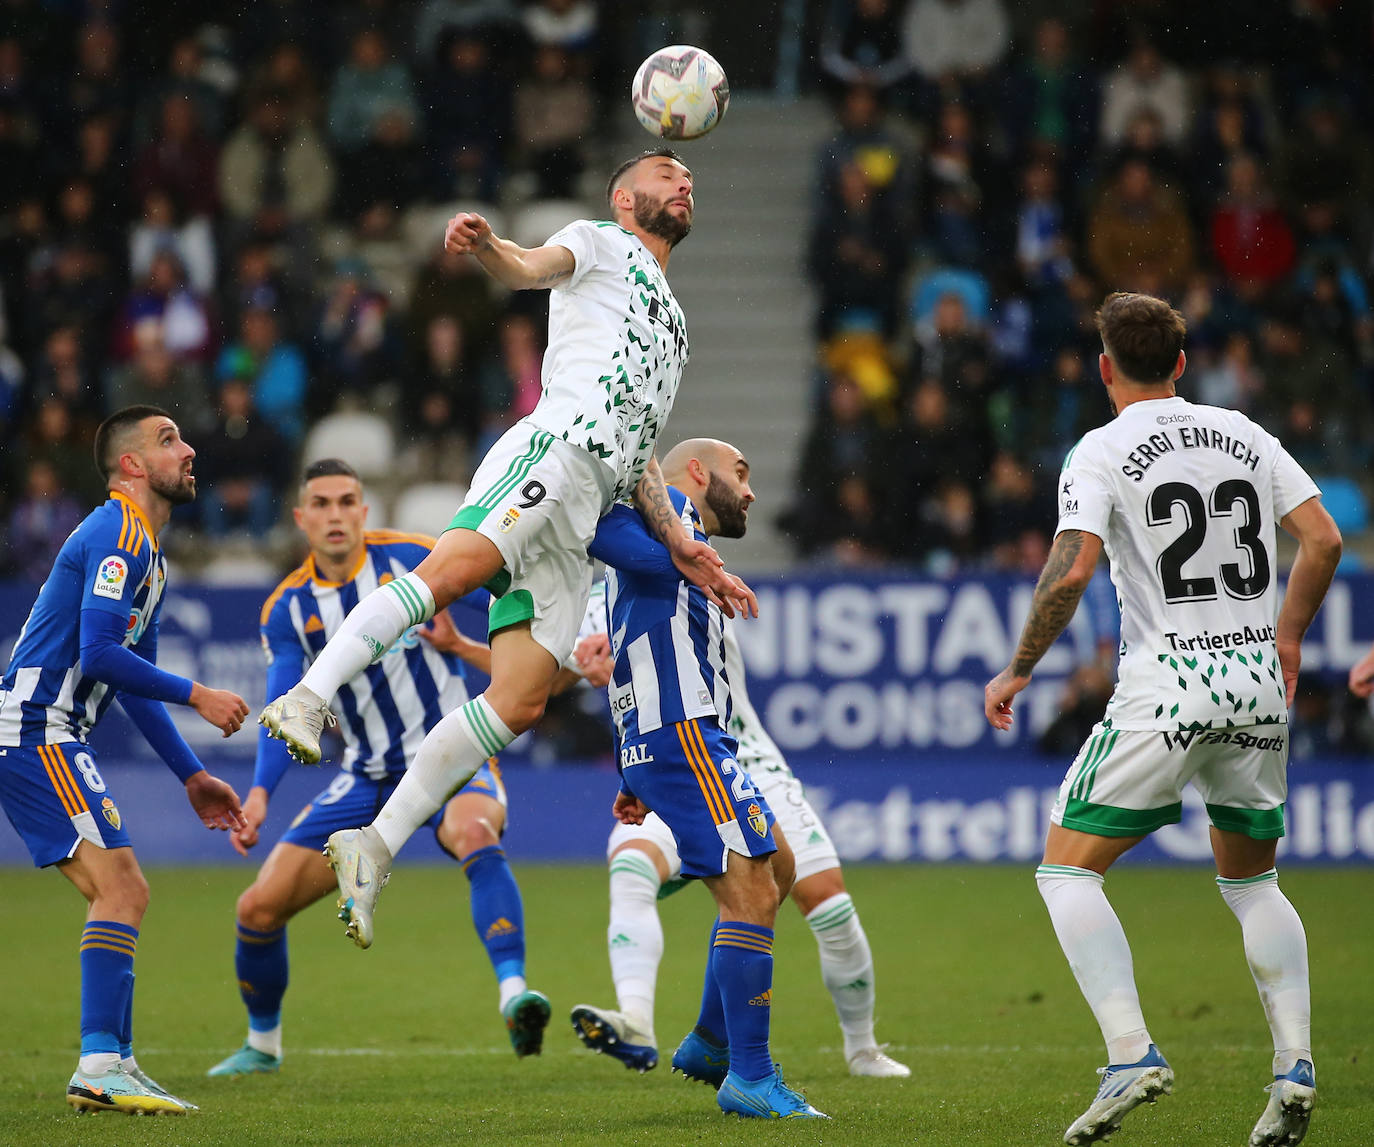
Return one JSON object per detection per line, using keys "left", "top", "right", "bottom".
{"left": 631, "top": 45, "right": 730, "bottom": 141}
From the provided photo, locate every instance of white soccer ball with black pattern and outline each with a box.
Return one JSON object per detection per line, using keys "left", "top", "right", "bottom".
{"left": 631, "top": 45, "right": 730, "bottom": 141}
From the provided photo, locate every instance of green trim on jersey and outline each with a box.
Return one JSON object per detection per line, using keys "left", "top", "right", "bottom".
{"left": 1206, "top": 802, "right": 1286, "bottom": 840}
{"left": 449, "top": 504, "right": 489, "bottom": 531}
{"left": 488, "top": 589, "right": 535, "bottom": 637}
{"left": 657, "top": 876, "right": 692, "bottom": 901}
{"left": 1069, "top": 730, "right": 1119, "bottom": 802}
{"left": 1060, "top": 797, "right": 1183, "bottom": 837}
{"left": 1060, "top": 435, "right": 1087, "bottom": 472}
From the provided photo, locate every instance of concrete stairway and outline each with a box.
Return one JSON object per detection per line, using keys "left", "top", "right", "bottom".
{"left": 635, "top": 95, "right": 834, "bottom": 570}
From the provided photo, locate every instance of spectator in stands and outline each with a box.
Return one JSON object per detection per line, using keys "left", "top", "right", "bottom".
{"left": 0, "top": 307, "right": 24, "bottom": 436}
{"left": 218, "top": 90, "right": 334, "bottom": 257}
{"left": 1038, "top": 662, "right": 1115, "bottom": 756}
{"left": 1283, "top": 99, "right": 1374, "bottom": 246}
{"left": 522, "top": 0, "right": 598, "bottom": 60}
{"left": 215, "top": 291, "right": 308, "bottom": 445}
{"left": 514, "top": 45, "right": 592, "bottom": 199}
{"left": 66, "top": 113, "right": 128, "bottom": 250}
{"left": 129, "top": 188, "right": 217, "bottom": 297}
{"left": 134, "top": 92, "right": 220, "bottom": 220}
{"left": 1013, "top": 158, "right": 1074, "bottom": 289}
{"left": 408, "top": 243, "right": 505, "bottom": 364}
{"left": 1100, "top": 106, "right": 1188, "bottom": 196}
{"left": 817, "top": 0, "right": 912, "bottom": 96}
{"left": 195, "top": 376, "right": 291, "bottom": 538}
{"left": 397, "top": 314, "right": 483, "bottom": 484}
{"left": 24, "top": 236, "right": 112, "bottom": 356}
{"left": 414, "top": 0, "right": 522, "bottom": 67}
{"left": 132, "top": 34, "right": 230, "bottom": 144}
{"left": 1099, "top": 33, "right": 1190, "bottom": 148}
{"left": 1209, "top": 153, "right": 1296, "bottom": 299}
{"left": 918, "top": 479, "right": 981, "bottom": 573}
{"left": 982, "top": 450, "right": 1052, "bottom": 571}
{"left": 879, "top": 376, "right": 973, "bottom": 558}
{"left": 334, "top": 107, "right": 428, "bottom": 223}
{"left": 1024, "top": 345, "right": 1103, "bottom": 474}
{"left": 312, "top": 258, "right": 401, "bottom": 405}
{"left": 999, "top": 17, "right": 1097, "bottom": 176}
{"left": 106, "top": 318, "right": 213, "bottom": 433}
{"left": 476, "top": 311, "right": 543, "bottom": 453}
{"left": 53, "top": 20, "right": 128, "bottom": 137}
{"left": 223, "top": 241, "right": 306, "bottom": 345}
{"left": 1087, "top": 158, "right": 1194, "bottom": 295}
{"left": 817, "top": 83, "right": 919, "bottom": 241}
{"left": 327, "top": 28, "right": 421, "bottom": 156}
{"left": 902, "top": 0, "right": 1010, "bottom": 110}
{"left": 111, "top": 248, "right": 214, "bottom": 364}
{"left": 923, "top": 99, "right": 987, "bottom": 266}
{"left": 422, "top": 26, "right": 511, "bottom": 201}
{"left": 243, "top": 43, "right": 323, "bottom": 131}
{"left": 3, "top": 457, "right": 84, "bottom": 581}
{"left": 1189, "top": 66, "right": 1270, "bottom": 206}
{"left": 15, "top": 395, "right": 103, "bottom": 508}
{"left": 1194, "top": 330, "right": 1262, "bottom": 413}
{"left": 29, "top": 324, "right": 100, "bottom": 414}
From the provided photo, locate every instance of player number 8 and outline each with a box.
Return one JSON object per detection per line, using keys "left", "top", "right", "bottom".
{"left": 73, "top": 752, "right": 107, "bottom": 794}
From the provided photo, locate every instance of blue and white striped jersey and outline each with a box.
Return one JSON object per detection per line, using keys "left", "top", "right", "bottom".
{"left": 0, "top": 493, "right": 168, "bottom": 747}
{"left": 260, "top": 531, "right": 470, "bottom": 779}
{"left": 593, "top": 488, "right": 730, "bottom": 742}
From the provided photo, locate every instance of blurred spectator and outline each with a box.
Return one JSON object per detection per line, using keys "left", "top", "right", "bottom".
{"left": 0, "top": 304, "right": 24, "bottom": 434}
{"left": 218, "top": 90, "right": 334, "bottom": 254}
{"left": 105, "top": 319, "right": 213, "bottom": 434}
{"left": 129, "top": 187, "right": 217, "bottom": 296}
{"left": 999, "top": 18, "right": 1097, "bottom": 174}
{"left": 522, "top": 0, "right": 598, "bottom": 60}
{"left": 133, "top": 92, "right": 220, "bottom": 219}
{"left": 243, "top": 42, "right": 323, "bottom": 129}
{"left": 1087, "top": 158, "right": 1194, "bottom": 294}
{"left": 397, "top": 314, "right": 482, "bottom": 483}
{"left": 982, "top": 451, "right": 1052, "bottom": 571}
{"left": 335, "top": 108, "right": 428, "bottom": 222}
{"left": 29, "top": 324, "right": 98, "bottom": 412}
{"left": 111, "top": 249, "right": 214, "bottom": 363}
{"left": 912, "top": 290, "right": 990, "bottom": 396}
{"left": 215, "top": 296, "right": 309, "bottom": 444}
{"left": 922, "top": 100, "right": 986, "bottom": 266}
{"left": 66, "top": 113, "right": 129, "bottom": 251}
{"left": 1101, "top": 106, "right": 1187, "bottom": 195}
{"left": 1013, "top": 158, "right": 1074, "bottom": 288}
{"left": 414, "top": 0, "right": 521, "bottom": 66}
{"left": 1025, "top": 345, "right": 1103, "bottom": 472}
{"left": 477, "top": 312, "right": 543, "bottom": 452}
{"left": 1283, "top": 100, "right": 1374, "bottom": 246}
{"left": 408, "top": 244, "right": 504, "bottom": 363}
{"left": 54, "top": 21, "right": 129, "bottom": 137}
{"left": 223, "top": 241, "right": 307, "bottom": 345}
{"left": 311, "top": 259, "right": 402, "bottom": 405}
{"left": 817, "top": 83, "right": 919, "bottom": 239}
{"left": 879, "top": 376, "right": 971, "bottom": 555}
{"left": 918, "top": 479, "right": 981, "bottom": 573}
{"left": 194, "top": 377, "right": 291, "bottom": 538}
{"left": 423, "top": 27, "right": 511, "bottom": 201}
{"left": 1099, "top": 34, "right": 1190, "bottom": 148}
{"left": 1193, "top": 331, "right": 1262, "bottom": 413}
{"left": 1038, "top": 662, "right": 1115, "bottom": 755}
{"left": 902, "top": 0, "right": 1010, "bottom": 106}
{"left": 818, "top": 0, "right": 912, "bottom": 95}
{"left": 16, "top": 395, "right": 104, "bottom": 508}
{"left": 1189, "top": 68, "right": 1270, "bottom": 205}
{"left": 1209, "top": 153, "right": 1296, "bottom": 298}
{"left": 513, "top": 45, "right": 592, "bottom": 199}
{"left": 4, "top": 458, "right": 84, "bottom": 580}
{"left": 0, "top": 96, "right": 41, "bottom": 212}
{"left": 327, "top": 28, "right": 421, "bottom": 155}
{"left": 132, "top": 34, "right": 230, "bottom": 144}
{"left": 778, "top": 373, "right": 885, "bottom": 562}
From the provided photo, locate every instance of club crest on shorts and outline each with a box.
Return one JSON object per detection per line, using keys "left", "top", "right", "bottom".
{"left": 100, "top": 797, "right": 121, "bottom": 830}
{"left": 498, "top": 507, "right": 521, "bottom": 532}
{"left": 746, "top": 801, "right": 767, "bottom": 837}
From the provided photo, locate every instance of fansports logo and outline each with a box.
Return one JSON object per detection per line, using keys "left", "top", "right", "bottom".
{"left": 498, "top": 507, "right": 521, "bottom": 533}
{"left": 1162, "top": 729, "right": 1284, "bottom": 752}
{"left": 101, "top": 797, "right": 121, "bottom": 830}
{"left": 92, "top": 555, "right": 128, "bottom": 600}
{"left": 746, "top": 802, "right": 768, "bottom": 838}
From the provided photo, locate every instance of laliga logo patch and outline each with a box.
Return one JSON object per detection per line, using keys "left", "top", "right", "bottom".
{"left": 498, "top": 507, "right": 521, "bottom": 533}
{"left": 746, "top": 801, "right": 767, "bottom": 838}
{"left": 93, "top": 555, "right": 128, "bottom": 600}
{"left": 101, "top": 797, "right": 121, "bottom": 830}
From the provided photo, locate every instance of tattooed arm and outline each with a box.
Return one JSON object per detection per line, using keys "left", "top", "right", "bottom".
{"left": 985, "top": 529, "right": 1103, "bottom": 730}
{"left": 443, "top": 211, "right": 574, "bottom": 290}
{"left": 631, "top": 457, "right": 759, "bottom": 620}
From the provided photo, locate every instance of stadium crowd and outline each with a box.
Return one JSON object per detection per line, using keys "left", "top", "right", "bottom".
{"left": 788, "top": 0, "right": 1374, "bottom": 575}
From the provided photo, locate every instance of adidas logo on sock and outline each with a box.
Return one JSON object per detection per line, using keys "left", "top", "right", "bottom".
{"left": 840, "top": 977, "right": 870, "bottom": 991}
{"left": 609, "top": 933, "right": 636, "bottom": 948}
{"left": 808, "top": 830, "right": 824, "bottom": 844}
{"left": 485, "top": 918, "right": 519, "bottom": 940}
{"left": 748, "top": 989, "right": 772, "bottom": 1007}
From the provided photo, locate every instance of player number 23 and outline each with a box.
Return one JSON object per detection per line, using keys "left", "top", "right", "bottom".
{"left": 1147, "top": 479, "right": 1270, "bottom": 604}
{"left": 719, "top": 759, "right": 757, "bottom": 802}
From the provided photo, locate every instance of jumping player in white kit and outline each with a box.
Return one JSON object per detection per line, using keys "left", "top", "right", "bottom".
{"left": 984, "top": 293, "right": 1341, "bottom": 1146}
{"left": 259, "top": 147, "right": 754, "bottom": 949}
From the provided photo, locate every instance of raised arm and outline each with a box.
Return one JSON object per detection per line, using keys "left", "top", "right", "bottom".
{"left": 1278, "top": 496, "right": 1343, "bottom": 705}
{"left": 985, "top": 528, "right": 1104, "bottom": 729}
{"left": 444, "top": 211, "right": 575, "bottom": 290}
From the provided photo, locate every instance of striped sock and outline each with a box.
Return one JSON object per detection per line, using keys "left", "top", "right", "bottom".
{"left": 80, "top": 922, "right": 137, "bottom": 1071}
{"left": 806, "top": 893, "right": 878, "bottom": 1058}
{"left": 374, "top": 696, "right": 514, "bottom": 856}
{"left": 714, "top": 922, "right": 775, "bottom": 1083}
{"left": 236, "top": 924, "right": 288, "bottom": 1057}
{"left": 300, "top": 573, "right": 435, "bottom": 699}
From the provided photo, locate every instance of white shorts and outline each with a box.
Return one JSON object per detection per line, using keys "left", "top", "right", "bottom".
{"left": 448, "top": 420, "right": 614, "bottom": 662}
{"left": 606, "top": 764, "right": 841, "bottom": 887}
{"left": 1051, "top": 723, "right": 1290, "bottom": 840}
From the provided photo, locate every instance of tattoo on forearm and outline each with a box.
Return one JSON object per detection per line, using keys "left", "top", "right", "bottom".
{"left": 1011, "top": 530, "right": 1088, "bottom": 677}
{"left": 530, "top": 268, "right": 571, "bottom": 287}
{"left": 633, "top": 463, "right": 680, "bottom": 546}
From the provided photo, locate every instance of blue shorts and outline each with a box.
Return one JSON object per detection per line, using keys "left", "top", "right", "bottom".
{"left": 619, "top": 718, "right": 776, "bottom": 880}
{"left": 0, "top": 743, "right": 132, "bottom": 868}
{"left": 280, "top": 759, "right": 507, "bottom": 854}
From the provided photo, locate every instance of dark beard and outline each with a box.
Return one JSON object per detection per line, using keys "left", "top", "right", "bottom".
{"left": 704, "top": 473, "right": 748, "bottom": 538}
{"left": 151, "top": 470, "right": 197, "bottom": 506}
{"left": 633, "top": 191, "right": 691, "bottom": 247}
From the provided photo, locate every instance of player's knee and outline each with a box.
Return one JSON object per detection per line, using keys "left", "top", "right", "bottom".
{"left": 500, "top": 694, "right": 547, "bottom": 734}
{"left": 236, "top": 883, "right": 286, "bottom": 932}
{"left": 441, "top": 814, "right": 500, "bottom": 859}
{"left": 107, "top": 869, "right": 150, "bottom": 922}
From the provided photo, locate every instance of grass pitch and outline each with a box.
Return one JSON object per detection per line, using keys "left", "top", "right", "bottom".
{"left": 1, "top": 863, "right": 1369, "bottom": 1146}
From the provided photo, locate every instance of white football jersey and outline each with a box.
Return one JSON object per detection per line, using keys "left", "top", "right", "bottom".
{"left": 722, "top": 623, "right": 791, "bottom": 778}
{"left": 537, "top": 220, "right": 689, "bottom": 500}
{"left": 1056, "top": 396, "right": 1319, "bottom": 732}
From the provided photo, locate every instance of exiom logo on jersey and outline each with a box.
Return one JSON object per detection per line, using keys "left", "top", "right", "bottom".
{"left": 485, "top": 918, "right": 519, "bottom": 940}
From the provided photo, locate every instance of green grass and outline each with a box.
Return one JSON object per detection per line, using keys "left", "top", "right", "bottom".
{"left": 1, "top": 863, "right": 1369, "bottom": 1146}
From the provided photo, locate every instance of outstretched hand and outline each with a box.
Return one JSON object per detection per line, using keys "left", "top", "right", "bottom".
{"left": 230, "top": 787, "right": 269, "bottom": 856}
{"left": 186, "top": 770, "right": 246, "bottom": 832}
{"left": 670, "top": 537, "right": 758, "bottom": 619}
{"left": 984, "top": 669, "right": 1031, "bottom": 731}
{"left": 444, "top": 211, "right": 492, "bottom": 255}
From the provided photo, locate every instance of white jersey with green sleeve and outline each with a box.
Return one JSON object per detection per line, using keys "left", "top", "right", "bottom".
{"left": 1055, "top": 395, "right": 1320, "bottom": 732}
{"left": 722, "top": 622, "right": 790, "bottom": 778}
{"left": 537, "top": 220, "right": 689, "bottom": 501}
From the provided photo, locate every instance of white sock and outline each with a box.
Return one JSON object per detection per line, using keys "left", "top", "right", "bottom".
{"left": 805, "top": 892, "right": 878, "bottom": 1060}
{"left": 247, "top": 1025, "right": 283, "bottom": 1059}
{"left": 373, "top": 696, "right": 513, "bottom": 857}
{"left": 1217, "top": 869, "right": 1312, "bottom": 1076}
{"left": 78, "top": 1051, "right": 120, "bottom": 1076}
{"left": 607, "top": 849, "right": 663, "bottom": 1041}
{"left": 300, "top": 573, "right": 435, "bottom": 701}
{"left": 498, "top": 975, "right": 527, "bottom": 1013}
{"left": 1036, "top": 864, "right": 1153, "bottom": 1065}
{"left": 120, "top": 1054, "right": 139, "bottom": 1074}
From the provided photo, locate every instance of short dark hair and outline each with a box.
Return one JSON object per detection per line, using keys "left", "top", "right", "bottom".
{"left": 1094, "top": 292, "right": 1187, "bottom": 384}
{"left": 606, "top": 146, "right": 685, "bottom": 207}
{"left": 93, "top": 405, "right": 171, "bottom": 485}
{"left": 301, "top": 458, "right": 361, "bottom": 486}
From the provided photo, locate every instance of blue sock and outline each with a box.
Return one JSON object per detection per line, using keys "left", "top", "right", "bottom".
{"left": 713, "top": 922, "right": 775, "bottom": 1082}
{"left": 235, "top": 924, "right": 288, "bottom": 1031}
{"left": 119, "top": 972, "right": 135, "bottom": 1059}
{"left": 464, "top": 846, "right": 525, "bottom": 983}
{"left": 80, "top": 921, "right": 138, "bottom": 1058}
{"left": 693, "top": 918, "right": 727, "bottom": 1047}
